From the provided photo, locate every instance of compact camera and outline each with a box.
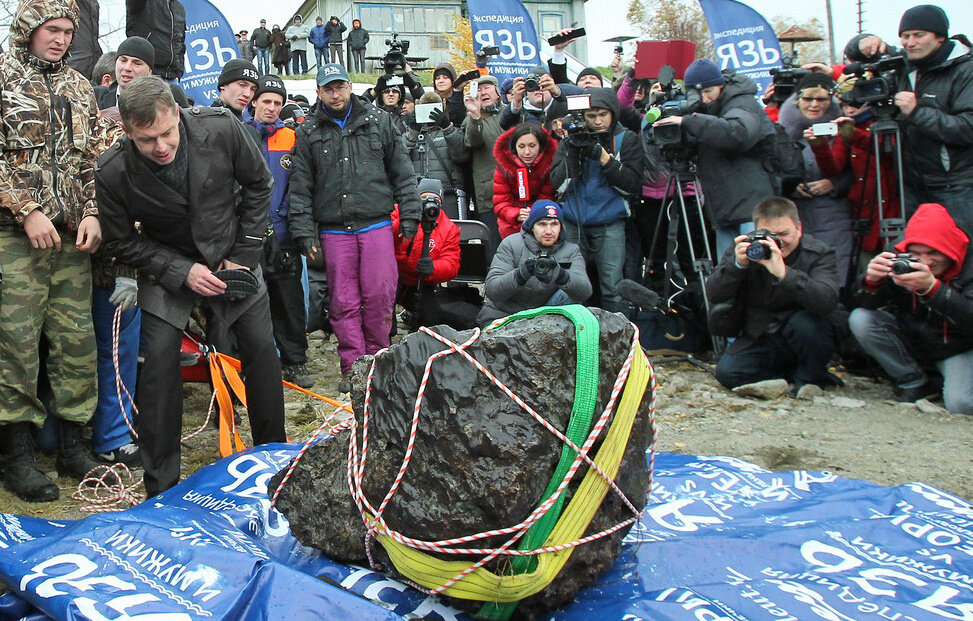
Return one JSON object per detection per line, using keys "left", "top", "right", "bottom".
{"left": 890, "top": 253, "right": 920, "bottom": 274}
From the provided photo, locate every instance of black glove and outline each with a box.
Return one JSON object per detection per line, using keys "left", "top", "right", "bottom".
{"left": 515, "top": 258, "right": 537, "bottom": 285}
{"left": 566, "top": 130, "right": 597, "bottom": 151}
{"left": 295, "top": 237, "right": 315, "bottom": 258}
{"left": 416, "top": 257, "right": 434, "bottom": 276}
{"left": 403, "top": 72, "right": 418, "bottom": 89}
{"left": 585, "top": 141, "right": 604, "bottom": 161}
{"left": 429, "top": 107, "right": 450, "bottom": 129}
{"left": 399, "top": 219, "right": 418, "bottom": 239}
{"left": 533, "top": 256, "right": 560, "bottom": 283}
{"left": 374, "top": 74, "right": 389, "bottom": 98}
{"left": 555, "top": 264, "right": 570, "bottom": 286}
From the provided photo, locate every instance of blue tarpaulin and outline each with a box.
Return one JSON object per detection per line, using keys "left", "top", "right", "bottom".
{"left": 1, "top": 444, "right": 970, "bottom": 620}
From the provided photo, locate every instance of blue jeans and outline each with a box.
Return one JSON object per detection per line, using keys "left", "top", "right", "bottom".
{"left": 849, "top": 307, "right": 973, "bottom": 414}
{"left": 314, "top": 46, "right": 327, "bottom": 69}
{"left": 563, "top": 220, "right": 626, "bottom": 313}
{"left": 255, "top": 47, "right": 270, "bottom": 74}
{"left": 714, "top": 310, "right": 839, "bottom": 389}
{"left": 91, "top": 284, "right": 141, "bottom": 453}
{"left": 715, "top": 221, "right": 756, "bottom": 260}
{"left": 290, "top": 50, "right": 307, "bottom": 75}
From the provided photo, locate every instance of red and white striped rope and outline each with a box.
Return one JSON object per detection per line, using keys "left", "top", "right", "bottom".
{"left": 72, "top": 463, "right": 145, "bottom": 512}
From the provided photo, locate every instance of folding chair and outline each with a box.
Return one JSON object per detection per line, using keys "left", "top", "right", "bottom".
{"left": 452, "top": 219, "right": 495, "bottom": 285}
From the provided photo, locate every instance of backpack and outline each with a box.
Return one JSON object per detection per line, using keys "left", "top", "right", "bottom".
{"left": 759, "top": 122, "right": 805, "bottom": 195}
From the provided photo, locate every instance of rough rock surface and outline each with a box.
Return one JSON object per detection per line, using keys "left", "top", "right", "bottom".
{"left": 270, "top": 309, "right": 654, "bottom": 618}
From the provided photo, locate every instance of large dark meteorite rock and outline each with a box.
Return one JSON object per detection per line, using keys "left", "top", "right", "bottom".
{"left": 270, "top": 309, "right": 653, "bottom": 618}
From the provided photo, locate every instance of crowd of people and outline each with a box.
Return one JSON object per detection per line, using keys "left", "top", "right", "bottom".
{"left": 0, "top": 0, "right": 971, "bottom": 505}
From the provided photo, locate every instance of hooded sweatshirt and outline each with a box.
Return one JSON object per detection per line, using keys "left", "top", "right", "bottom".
{"left": 548, "top": 87, "right": 642, "bottom": 226}
{"left": 0, "top": 0, "right": 103, "bottom": 233}
{"left": 855, "top": 202, "right": 973, "bottom": 361}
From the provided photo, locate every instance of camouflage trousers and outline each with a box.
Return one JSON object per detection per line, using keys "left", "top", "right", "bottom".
{"left": 0, "top": 230, "right": 96, "bottom": 425}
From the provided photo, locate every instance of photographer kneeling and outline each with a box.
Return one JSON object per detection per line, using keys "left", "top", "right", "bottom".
{"left": 708, "top": 197, "right": 844, "bottom": 395}
{"left": 477, "top": 200, "right": 591, "bottom": 325}
{"left": 849, "top": 203, "right": 973, "bottom": 413}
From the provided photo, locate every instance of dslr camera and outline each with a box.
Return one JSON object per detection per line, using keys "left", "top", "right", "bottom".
{"left": 745, "top": 229, "right": 783, "bottom": 261}
{"left": 841, "top": 54, "right": 907, "bottom": 108}
{"left": 648, "top": 65, "right": 700, "bottom": 148}
{"left": 533, "top": 251, "right": 558, "bottom": 279}
{"left": 382, "top": 33, "right": 410, "bottom": 74}
{"left": 523, "top": 75, "right": 540, "bottom": 92}
{"left": 890, "top": 253, "right": 920, "bottom": 274}
{"left": 421, "top": 195, "right": 440, "bottom": 224}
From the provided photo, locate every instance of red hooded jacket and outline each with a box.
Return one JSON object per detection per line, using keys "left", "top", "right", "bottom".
{"left": 811, "top": 119, "right": 900, "bottom": 252}
{"left": 492, "top": 126, "right": 555, "bottom": 239}
{"left": 894, "top": 203, "right": 968, "bottom": 283}
{"left": 391, "top": 206, "right": 461, "bottom": 287}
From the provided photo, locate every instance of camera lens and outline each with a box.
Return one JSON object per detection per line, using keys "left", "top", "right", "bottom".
{"left": 746, "top": 242, "right": 771, "bottom": 262}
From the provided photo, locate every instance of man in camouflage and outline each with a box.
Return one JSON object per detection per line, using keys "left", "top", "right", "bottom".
{"left": 0, "top": 0, "right": 114, "bottom": 502}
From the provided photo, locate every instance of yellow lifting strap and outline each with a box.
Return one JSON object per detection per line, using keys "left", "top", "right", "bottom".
{"left": 373, "top": 347, "right": 650, "bottom": 602}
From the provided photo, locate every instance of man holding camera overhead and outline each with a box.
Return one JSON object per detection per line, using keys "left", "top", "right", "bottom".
{"left": 892, "top": 5, "right": 973, "bottom": 228}
{"left": 706, "top": 197, "right": 843, "bottom": 396}
{"left": 849, "top": 202, "right": 973, "bottom": 413}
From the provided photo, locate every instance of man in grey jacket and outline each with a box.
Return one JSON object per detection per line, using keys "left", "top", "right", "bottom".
{"left": 478, "top": 200, "right": 591, "bottom": 325}
{"left": 286, "top": 14, "right": 310, "bottom": 75}
{"left": 97, "top": 76, "right": 285, "bottom": 497}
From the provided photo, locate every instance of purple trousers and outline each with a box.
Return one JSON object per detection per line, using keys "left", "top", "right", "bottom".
{"left": 320, "top": 226, "right": 397, "bottom": 373}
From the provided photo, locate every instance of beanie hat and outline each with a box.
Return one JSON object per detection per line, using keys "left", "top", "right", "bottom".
{"left": 117, "top": 36, "right": 155, "bottom": 67}
{"left": 843, "top": 33, "right": 873, "bottom": 62}
{"left": 684, "top": 59, "right": 725, "bottom": 89}
{"left": 796, "top": 71, "right": 834, "bottom": 94}
{"left": 899, "top": 5, "right": 949, "bottom": 37}
{"left": 575, "top": 67, "right": 602, "bottom": 85}
{"left": 254, "top": 74, "right": 286, "bottom": 101}
{"left": 417, "top": 177, "right": 444, "bottom": 200}
{"left": 478, "top": 74, "right": 499, "bottom": 89}
{"left": 433, "top": 62, "right": 457, "bottom": 82}
{"left": 218, "top": 59, "right": 259, "bottom": 87}
{"left": 523, "top": 199, "right": 562, "bottom": 232}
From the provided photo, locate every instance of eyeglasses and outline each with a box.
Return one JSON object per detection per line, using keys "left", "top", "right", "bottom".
{"left": 800, "top": 96, "right": 831, "bottom": 103}
{"left": 319, "top": 83, "right": 349, "bottom": 95}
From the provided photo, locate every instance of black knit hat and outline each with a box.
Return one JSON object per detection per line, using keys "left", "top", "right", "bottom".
{"left": 575, "top": 67, "right": 602, "bottom": 85}
{"left": 899, "top": 4, "right": 949, "bottom": 36}
{"left": 254, "top": 74, "right": 286, "bottom": 100}
{"left": 684, "top": 59, "right": 725, "bottom": 89}
{"left": 796, "top": 71, "right": 835, "bottom": 94}
{"left": 117, "top": 36, "right": 155, "bottom": 67}
{"left": 218, "top": 59, "right": 259, "bottom": 87}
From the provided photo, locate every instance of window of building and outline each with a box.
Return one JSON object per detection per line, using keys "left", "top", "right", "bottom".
{"left": 539, "top": 13, "right": 564, "bottom": 40}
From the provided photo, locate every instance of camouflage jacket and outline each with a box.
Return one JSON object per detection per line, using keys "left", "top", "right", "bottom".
{"left": 0, "top": 0, "right": 102, "bottom": 233}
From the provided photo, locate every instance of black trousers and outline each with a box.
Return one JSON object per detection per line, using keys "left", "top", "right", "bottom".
{"left": 714, "top": 310, "right": 840, "bottom": 390}
{"left": 138, "top": 291, "right": 285, "bottom": 497}
{"left": 266, "top": 270, "right": 309, "bottom": 366}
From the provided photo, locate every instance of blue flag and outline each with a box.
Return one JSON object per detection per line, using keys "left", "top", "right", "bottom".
{"left": 467, "top": 0, "right": 542, "bottom": 87}
{"left": 180, "top": 0, "right": 240, "bottom": 106}
{"left": 699, "top": 0, "right": 783, "bottom": 96}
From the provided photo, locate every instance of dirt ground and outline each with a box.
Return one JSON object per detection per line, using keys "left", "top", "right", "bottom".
{"left": 2, "top": 326, "right": 971, "bottom": 523}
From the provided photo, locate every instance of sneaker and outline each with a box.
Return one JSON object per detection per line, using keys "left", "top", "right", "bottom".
{"left": 96, "top": 442, "right": 142, "bottom": 467}
{"left": 893, "top": 380, "right": 939, "bottom": 403}
{"left": 282, "top": 363, "right": 315, "bottom": 389}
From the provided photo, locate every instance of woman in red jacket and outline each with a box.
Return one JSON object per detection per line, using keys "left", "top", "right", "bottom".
{"left": 492, "top": 123, "right": 555, "bottom": 239}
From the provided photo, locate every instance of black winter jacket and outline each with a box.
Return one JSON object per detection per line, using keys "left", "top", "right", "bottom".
{"left": 96, "top": 106, "right": 272, "bottom": 327}
{"left": 126, "top": 0, "right": 186, "bottom": 80}
{"left": 288, "top": 96, "right": 420, "bottom": 241}
{"left": 347, "top": 26, "right": 369, "bottom": 50}
{"left": 324, "top": 20, "right": 347, "bottom": 44}
{"left": 897, "top": 37, "right": 973, "bottom": 191}
{"left": 251, "top": 26, "right": 271, "bottom": 49}
{"left": 681, "top": 72, "right": 777, "bottom": 227}
{"left": 707, "top": 234, "right": 840, "bottom": 353}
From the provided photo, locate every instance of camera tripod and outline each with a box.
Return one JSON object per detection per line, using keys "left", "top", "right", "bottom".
{"left": 646, "top": 151, "right": 726, "bottom": 357}
{"left": 846, "top": 104, "right": 907, "bottom": 282}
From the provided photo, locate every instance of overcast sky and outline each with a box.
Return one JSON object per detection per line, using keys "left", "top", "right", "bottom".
{"left": 5, "top": 0, "right": 972, "bottom": 66}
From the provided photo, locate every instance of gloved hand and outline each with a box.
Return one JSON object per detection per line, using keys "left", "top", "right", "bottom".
{"left": 533, "top": 256, "right": 560, "bottom": 283}
{"left": 399, "top": 219, "right": 418, "bottom": 239}
{"left": 109, "top": 276, "right": 138, "bottom": 311}
{"left": 429, "top": 107, "right": 450, "bottom": 129}
{"left": 515, "top": 257, "right": 537, "bottom": 285}
{"left": 555, "top": 264, "right": 570, "bottom": 286}
{"left": 566, "top": 130, "right": 597, "bottom": 151}
{"left": 403, "top": 72, "right": 418, "bottom": 89}
{"left": 585, "top": 141, "right": 604, "bottom": 161}
{"left": 416, "top": 257, "right": 434, "bottom": 276}
{"left": 374, "top": 74, "right": 389, "bottom": 98}
{"left": 296, "top": 237, "right": 316, "bottom": 259}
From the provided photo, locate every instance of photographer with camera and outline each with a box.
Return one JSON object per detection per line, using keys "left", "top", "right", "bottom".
{"left": 849, "top": 202, "right": 973, "bottom": 413}
{"left": 403, "top": 92, "right": 468, "bottom": 219}
{"left": 499, "top": 66, "right": 582, "bottom": 131}
{"left": 463, "top": 75, "right": 506, "bottom": 246}
{"left": 550, "top": 88, "right": 642, "bottom": 314}
{"left": 707, "top": 198, "right": 843, "bottom": 395}
{"left": 653, "top": 58, "right": 777, "bottom": 257}
{"left": 477, "top": 200, "right": 591, "bottom": 325}
{"left": 325, "top": 16, "right": 346, "bottom": 64}
{"left": 893, "top": 5, "right": 973, "bottom": 227}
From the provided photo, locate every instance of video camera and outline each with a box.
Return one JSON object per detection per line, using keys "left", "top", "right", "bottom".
{"left": 647, "top": 65, "right": 700, "bottom": 148}
{"left": 768, "top": 65, "right": 812, "bottom": 104}
{"left": 559, "top": 95, "right": 597, "bottom": 147}
{"left": 382, "top": 33, "right": 410, "bottom": 74}
{"left": 841, "top": 54, "right": 907, "bottom": 108}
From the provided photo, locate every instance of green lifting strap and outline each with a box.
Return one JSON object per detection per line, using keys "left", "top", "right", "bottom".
{"left": 478, "top": 304, "right": 601, "bottom": 620}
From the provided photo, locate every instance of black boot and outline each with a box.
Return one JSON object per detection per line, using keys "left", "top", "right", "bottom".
{"left": 0, "top": 422, "right": 59, "bottom": 502}
{"left": 56, "top": 420, "right": 120, "bottom": 486}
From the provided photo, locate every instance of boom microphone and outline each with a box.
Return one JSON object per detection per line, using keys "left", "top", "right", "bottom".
{"left": 616, "top": 279, "right": 660, "bottom": 310}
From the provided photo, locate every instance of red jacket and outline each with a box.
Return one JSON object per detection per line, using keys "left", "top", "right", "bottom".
{"left": 492, "top": 126, "right": 555, "bottom": 239}
{"left": 810, "top": 119, "right": 900, "bottom": 252}
{"left": 391, "top": 206, "right": 461, "bottom": 287}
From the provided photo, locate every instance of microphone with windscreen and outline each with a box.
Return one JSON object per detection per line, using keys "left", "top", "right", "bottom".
{"left": 616, "top": 279, "right": 660, "bottom": 310}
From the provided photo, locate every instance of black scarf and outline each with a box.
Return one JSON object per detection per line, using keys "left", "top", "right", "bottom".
{"left": 142, "top": 120, "right": 190, "bottom": 200}
{"left": 912, "top": 39, "right": 955, "bottom": 70}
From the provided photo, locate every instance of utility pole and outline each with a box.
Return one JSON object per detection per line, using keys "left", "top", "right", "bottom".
{"left": 857, "top": 0, "right": 864, "bottom": 33}
{"left": 825, "top": 0, "right": 836, "bottom": 65}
